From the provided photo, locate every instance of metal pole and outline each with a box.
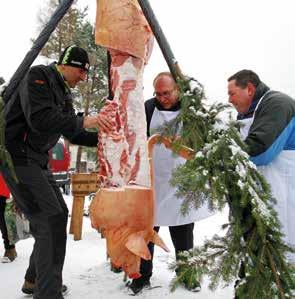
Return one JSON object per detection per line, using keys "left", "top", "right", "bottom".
{"left": 3, "top": 0, "right": 74, "bottom": 103}
{"left": 137, "top": 0, "right": 184, "bottom": 81}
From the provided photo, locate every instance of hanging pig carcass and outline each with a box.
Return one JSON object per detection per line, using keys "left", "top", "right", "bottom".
{"left": 90, "top": 0, "right": 168, "bottom": 278}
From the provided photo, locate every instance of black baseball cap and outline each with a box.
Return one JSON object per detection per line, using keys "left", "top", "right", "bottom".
{"left": 58, "top": 45, "right": 90, "bottom": 71}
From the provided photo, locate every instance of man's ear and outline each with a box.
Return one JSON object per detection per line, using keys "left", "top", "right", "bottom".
{"left": 247, "top": 82, "right": 256, "bottom": 98}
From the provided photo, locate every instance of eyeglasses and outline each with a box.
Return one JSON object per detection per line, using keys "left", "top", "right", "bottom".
{"left": 153, "top": 89, "right": 175, "bottom": 98}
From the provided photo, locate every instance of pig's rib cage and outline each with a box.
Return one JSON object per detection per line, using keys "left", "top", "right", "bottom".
{"left": 98, "top": 54, "right": 150, "bottom": 188}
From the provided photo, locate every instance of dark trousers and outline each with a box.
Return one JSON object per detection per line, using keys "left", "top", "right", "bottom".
{"left": 140, "top": 223, "right": 194, "bottom": 278}
{"left": 0, "top": 196, "right": 15, "bottom": 250}
{"left": 2, "top": 164, "right": 68, "bottom": 299}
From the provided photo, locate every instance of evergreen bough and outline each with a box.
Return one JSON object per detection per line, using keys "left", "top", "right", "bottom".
{"left": 158, "top": 78, "right": 295, "bottom": 298}
{"left": 0, "top": 85, "right": 17, "bottom": 181}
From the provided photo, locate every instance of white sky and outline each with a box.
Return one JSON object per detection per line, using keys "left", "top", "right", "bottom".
{"left": 1, "top": 0, "right": 295, "bottom": 102}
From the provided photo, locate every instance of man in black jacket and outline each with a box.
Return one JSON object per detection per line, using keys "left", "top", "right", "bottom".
{"left": 3, "top": 45, "right": 111, "bottom": 299}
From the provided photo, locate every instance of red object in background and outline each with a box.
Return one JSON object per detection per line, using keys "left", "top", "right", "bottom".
{"left": 49, "top": 140, "right": 70, "bottom": 172}
{"left": 49, "top": 139, "right": 71, "bottom": 194}
{"left": 0, "top": 174, "right": 10, "bottom": 198}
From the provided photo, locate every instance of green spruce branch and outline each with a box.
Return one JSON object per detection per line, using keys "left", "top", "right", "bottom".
{"left": 0, "top": 93, "right": 17, "bottom": 181}
{"left": 157, "top": 77, "right": 295, "bottom": 298}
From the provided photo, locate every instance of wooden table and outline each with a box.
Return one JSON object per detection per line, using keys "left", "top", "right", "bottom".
{"left": 69, "top": 172, "right": 99, "bottom": 240}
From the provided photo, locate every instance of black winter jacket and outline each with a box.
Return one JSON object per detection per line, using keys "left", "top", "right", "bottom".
{"left": 5, "top": 63, "right": 98, "bottom": 167}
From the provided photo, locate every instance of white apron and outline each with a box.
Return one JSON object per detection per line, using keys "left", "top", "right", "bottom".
{"left": 240, "top": 93, "right": 295, "bottom": 262}
{"left": 150, "top": 107, "right": 213, "bottom": 226}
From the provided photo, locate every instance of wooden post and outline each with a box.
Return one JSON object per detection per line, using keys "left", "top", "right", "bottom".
{"left": 70, "top": 172, "right": 100, "bottom": 240}
{"left": 72, "top": 196, "right": 86, "bottom": 241}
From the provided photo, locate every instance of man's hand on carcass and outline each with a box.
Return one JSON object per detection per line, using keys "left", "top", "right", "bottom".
{"left": 83, "top": 115, "right": 99, "bottom": 129}
{"left": 83, "top": 114, "right": 112, "bottom": 131}
{"left": 97, "top": 112, "right": 113, "bottom": 132}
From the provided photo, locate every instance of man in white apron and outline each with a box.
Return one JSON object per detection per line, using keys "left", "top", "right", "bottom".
{"left": 228, "top": 69, "right": 295, "bottom": 297}
{"left": 128, "top": 72, "right": 212, "bottom": 294}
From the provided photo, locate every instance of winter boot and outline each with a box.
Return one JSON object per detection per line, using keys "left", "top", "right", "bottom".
{"left": 21, "top": 280, "right": 68, "bottom": 295}
{"left": 1, "top": 248, "right": 17, "bottom": 263}
{"left": 127, "top": 276, "right": 151, "bottom": 294}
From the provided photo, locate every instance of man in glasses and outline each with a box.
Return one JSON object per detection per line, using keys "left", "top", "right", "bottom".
{"left": 128, "top": 72, "right": 205, "bottom": 294}
{"left": 151, "top": 73, "right": 178, "bottom": 109}
{"left": 3, "top": 45, "right": 111, "bottom": 299}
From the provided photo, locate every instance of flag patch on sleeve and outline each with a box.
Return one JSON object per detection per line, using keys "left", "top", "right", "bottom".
{"left": 34, "top": 79, "right": 45, "bottom": 84}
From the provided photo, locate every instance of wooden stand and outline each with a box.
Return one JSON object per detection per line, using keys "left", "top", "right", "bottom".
{"left": 69, "top": 172, "right": 99, "bottom": 240}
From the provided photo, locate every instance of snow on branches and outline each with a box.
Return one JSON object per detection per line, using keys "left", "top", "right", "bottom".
{"left": 157, "top": 77, "right": 295, "bottom": 298}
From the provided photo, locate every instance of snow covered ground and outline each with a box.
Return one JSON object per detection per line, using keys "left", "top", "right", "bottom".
{"left": 0, "top": 195, "right": 234, "bottom": 299}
